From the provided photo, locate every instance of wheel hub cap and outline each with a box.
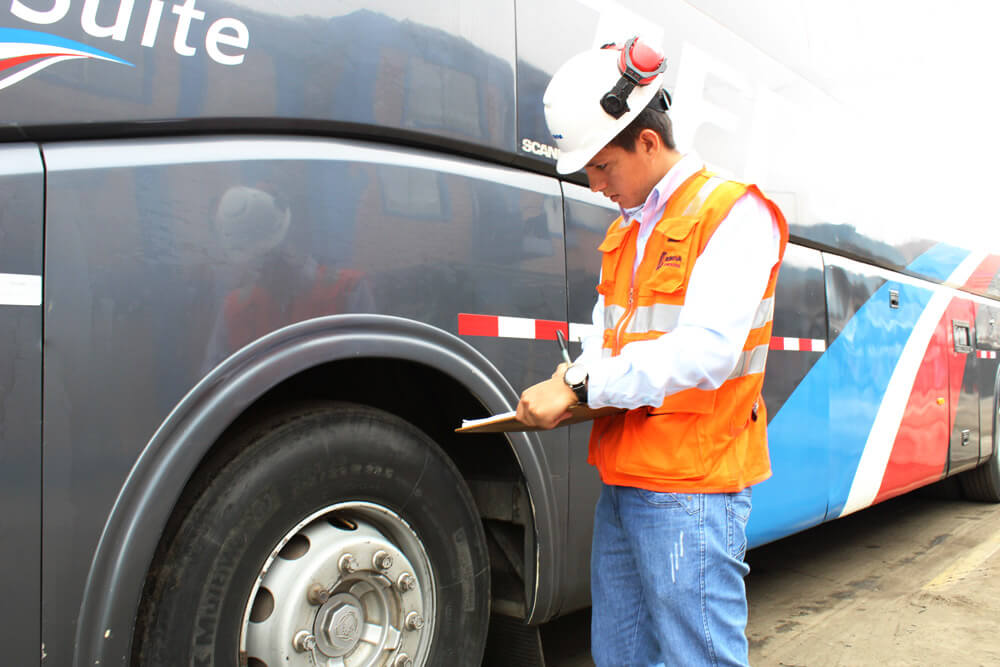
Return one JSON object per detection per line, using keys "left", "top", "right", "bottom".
{"left": 240, "top": 503, "right": 435, "bottom": 667}
{"left": 317, "top": 593, "right": 364, "bottom": 655}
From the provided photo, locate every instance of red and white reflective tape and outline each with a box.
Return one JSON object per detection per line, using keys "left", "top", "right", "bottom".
{"left": 977, "top": 350, "right": 998, "bottom": 359}
{"left": 460, "top": 314, "right": 829, "bottom": 354}
{"left": 458, "top": 314, "right": 598, "bottom": 342}
{"left": 769, "top": 337, "right": 826, "bottom": 352}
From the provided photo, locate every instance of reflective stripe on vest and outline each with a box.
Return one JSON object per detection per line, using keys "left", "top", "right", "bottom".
{"left": 604, "top": 342, "right": 770, "bottom": 378}
{"left": 682, "top": 176, "right": 726, "bottom": 216}
{"left": 727, "top": 343, "right": 770, "bottom": 380}
{"left": 605, "top": 295, "right": 776, "bottom": 337}
{"left": 751, "top": 296, "right": 775, "bottom": 329}
{"left": 605, "top": 304, "right": 626, "bottom": 330}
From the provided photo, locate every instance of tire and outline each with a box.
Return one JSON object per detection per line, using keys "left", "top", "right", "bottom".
{"left": 133, "top": 403, "right": 490, "bottom": 666}
{"left": 960, "top": 444, "right": 1000, "bottom": 501}
{"left": 960, "top": 368, "right": 1000, "bottom": 501}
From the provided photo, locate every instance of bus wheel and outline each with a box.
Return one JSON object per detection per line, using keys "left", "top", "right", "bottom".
{"left": 960, "top": 443, "right": 1000, "bottom": 501}
{"left": 960, "top": 373, "right": 1000, "bottom": 502}
{"left": 133, "top": 403, "right": 490, "bottom": 666}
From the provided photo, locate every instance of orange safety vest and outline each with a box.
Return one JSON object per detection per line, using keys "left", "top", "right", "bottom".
{"left": 588, "top": 169, "right": 789, "bottom": 493}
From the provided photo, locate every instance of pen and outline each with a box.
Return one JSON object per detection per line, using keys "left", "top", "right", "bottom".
{"left": 556, "top": 328, "right": 572, "bottom": 365}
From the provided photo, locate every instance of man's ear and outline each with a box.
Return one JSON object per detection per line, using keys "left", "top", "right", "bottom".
{"left": 637, "top": 128, "right": 662, "bottom": 157}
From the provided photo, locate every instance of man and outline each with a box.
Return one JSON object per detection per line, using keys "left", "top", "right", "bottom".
{"left": 516, "top": 38, "right": 788, "bottom": 666}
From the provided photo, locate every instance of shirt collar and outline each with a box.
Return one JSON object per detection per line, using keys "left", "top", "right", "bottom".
{"left": 619, "top": 153, "right": 703, "bottom": 227}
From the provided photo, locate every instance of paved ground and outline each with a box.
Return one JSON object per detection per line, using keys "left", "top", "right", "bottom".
{"left": 538, "top": 483, "right": 1000, "bottom": 666}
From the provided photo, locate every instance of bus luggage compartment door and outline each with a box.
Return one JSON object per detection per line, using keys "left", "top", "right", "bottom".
{"left": 0, "top": 144, "right": 43, "bottom": 667}
{"left": 948, "top": 300, "right": 980, "bottom": 474}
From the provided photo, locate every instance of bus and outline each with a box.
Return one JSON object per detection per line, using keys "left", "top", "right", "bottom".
{"left": 2, "top": 1, "right": 998, "bottom": 665}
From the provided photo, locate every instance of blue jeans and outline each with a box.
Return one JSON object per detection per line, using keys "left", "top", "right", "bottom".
{"left": 590, "top": 483, "right": 752, "bottom": 667}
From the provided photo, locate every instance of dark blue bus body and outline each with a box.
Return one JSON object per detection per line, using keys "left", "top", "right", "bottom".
{"left": 1, "top": 2, "right": 998, "bottom": 665}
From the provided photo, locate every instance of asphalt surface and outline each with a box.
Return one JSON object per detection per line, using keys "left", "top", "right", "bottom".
{"left": 535, "top": 482, "right": 1000, "bottom": 666}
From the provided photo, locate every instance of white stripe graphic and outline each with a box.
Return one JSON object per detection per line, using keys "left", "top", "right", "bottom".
{"left": 0, "top": 273, "right": 42, "bottom": 306}
{"left": 496, "top": 316, "right": 536, "bottom": 339}
{"left": 569, "top": 321, "right": 598, "bottom": 343}
{"left": 0, "top": 55, "right": 76, "bottom": 91}
{"left": 0, "top": 42, "right": 124, "bottom": 62}
{"left": 0, "top": 41, "right": 132, "bottom": 91}
{"left": 840, "top": 252, "right": 985, "bottom": 517}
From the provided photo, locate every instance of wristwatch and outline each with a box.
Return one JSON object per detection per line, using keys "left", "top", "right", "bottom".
{"left": 563, "top": 363, "right": 589, "bottom": 403}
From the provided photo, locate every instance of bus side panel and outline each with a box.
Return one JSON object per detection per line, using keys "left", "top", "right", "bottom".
{"left": 41, "top": 136, "right": 568, "bottom": 665}
{"left": 975, "top": 304, "right": 1000, "bottom": 463}
{"left": 0, "top": 145, "right": 43, "bottom": 667}
{"left": 561, "top": 183, "right": 616, "bottom": 613}
{"left": 0, "top": 2, "right": 517, "bottom": 155}
{"left": 947, "top": 298, "right": 981, "bottom": 474}
{"left": 748, "top": 244, "right": 829, "bottom": 547}
{"left": 821, "top": 254, "right": 959, "bottom": 518}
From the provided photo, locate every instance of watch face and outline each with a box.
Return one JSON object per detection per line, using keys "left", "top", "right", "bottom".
{"left": 564, "top": 364, "right": 587, "bottom": 386}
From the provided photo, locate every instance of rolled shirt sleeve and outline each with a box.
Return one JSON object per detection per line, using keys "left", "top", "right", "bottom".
{"left": 583, "top": 191, "right": 781, "bottom": 410}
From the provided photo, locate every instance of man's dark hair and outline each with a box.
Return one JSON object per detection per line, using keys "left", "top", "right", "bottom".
{"left": 608, "top": 91, "right": 676, "bottom": 152}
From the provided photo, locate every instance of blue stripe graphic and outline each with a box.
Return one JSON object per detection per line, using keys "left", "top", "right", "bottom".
{"left": 907, "top": 243, "right": 967, "bottom": 282}
{"left": 749, "top": 243, "right": 969, "bottom": 546}
{"left": 0, "top": 28, "right": 133, "bottom": 67}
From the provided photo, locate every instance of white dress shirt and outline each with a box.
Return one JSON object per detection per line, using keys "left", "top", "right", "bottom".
{"left": 577, "top": 154, "right": 781, "bottom": 410}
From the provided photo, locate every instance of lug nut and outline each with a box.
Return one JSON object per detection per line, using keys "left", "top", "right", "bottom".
{"left": 405, "top": 611, "right": 425, "bottom": 631}
{"left": 373, "top": 550, "right": 393, "bottom": 571}
{"left": 394, "top": 653, "right": 413, "bottom": 667}
{"left": 307, "top": 583, "right": 330, "bottom": 605}
{"left": 339, "top": 553, "right": 360, "bottom": 574}
{"left": 396, "top": 572, "right": 416, "bottom": 592}
{"left": 293, "top": 630, "right": 317, "bottom": 653}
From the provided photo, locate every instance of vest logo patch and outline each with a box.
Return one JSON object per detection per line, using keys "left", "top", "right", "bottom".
{"left": 657, "top": 252, "right": 682, "bottom": 269}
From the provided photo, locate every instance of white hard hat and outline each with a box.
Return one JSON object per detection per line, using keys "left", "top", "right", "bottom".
{"left": 543, "top": 38, "right": 666, "bottom": 174}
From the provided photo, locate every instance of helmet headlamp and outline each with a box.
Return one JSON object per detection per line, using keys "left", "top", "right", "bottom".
{"left": 599, "top": 37, "right": 667, "bottom": 119}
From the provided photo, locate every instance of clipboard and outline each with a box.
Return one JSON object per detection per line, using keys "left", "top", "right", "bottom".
{"left": 456, "top": 404, "right": 624, "bottom": 433}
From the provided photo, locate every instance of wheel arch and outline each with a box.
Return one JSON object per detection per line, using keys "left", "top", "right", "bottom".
{"left": 74, "top": 314, "right": 559, "bottom": 667}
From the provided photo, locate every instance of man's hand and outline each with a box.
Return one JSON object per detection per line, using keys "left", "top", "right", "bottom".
{"left": 516, "top": 363, "right": 578, "bottom": 429}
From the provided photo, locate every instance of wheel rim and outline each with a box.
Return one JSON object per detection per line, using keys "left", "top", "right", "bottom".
{"left": 240, "top": 502, "right": 436, "bottom": 667}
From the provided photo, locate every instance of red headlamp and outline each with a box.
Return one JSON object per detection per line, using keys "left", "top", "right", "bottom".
{"left": 599, "top": 36, "right": 667, "bottom": 119}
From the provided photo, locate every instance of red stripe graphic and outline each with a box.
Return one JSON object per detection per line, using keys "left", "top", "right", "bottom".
{"left": 876, "top": 297, "right": 973, "bottom": 504}
{"left": 963, "top": 254, "right": 1000, "bottom": 293}
{"left": 874, "top": 314, "right": 950, "bottom": 503}
{"left": 457, "top": 313, "right": 498, "bottom": 338}
{"left": 0, "top": 52, "right": 60, "bottom": 73}
{"left": 534, "top": 319, "right": 568, "bottom": 341}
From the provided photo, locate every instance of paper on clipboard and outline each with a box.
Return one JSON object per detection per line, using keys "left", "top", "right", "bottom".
{"left": 456, "top": 404, "right": 624, "bottom": 433}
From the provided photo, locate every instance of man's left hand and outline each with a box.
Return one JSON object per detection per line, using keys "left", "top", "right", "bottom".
{"left": 516, "top": 363, "right": 579, "bottom": 429}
